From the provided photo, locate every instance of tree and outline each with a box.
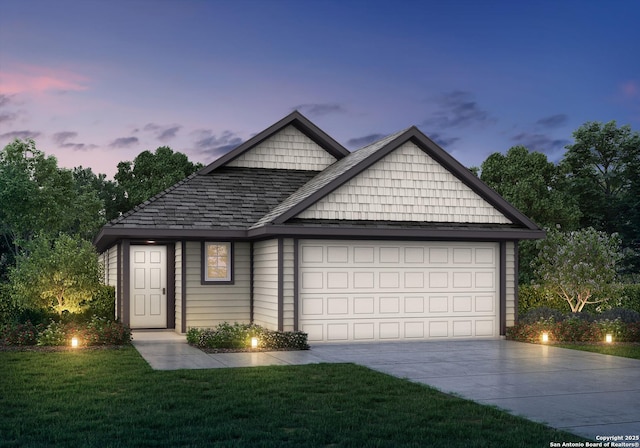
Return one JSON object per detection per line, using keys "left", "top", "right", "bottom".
{"left": 480, "top": 146, "right": 581, "bottom": 283}
{"left": 114, "top": 146, "right": 203, "bottom": 212}
{"left": 0, "top": 140, "right": 104, "bottom": 257}
{"left": 73, "top": 166, "right": 127, "bottom": 222}
{"left": 533, "top": 228, "right": 622, "bottom": 313}
{"left": 563, "top": 121, "right": 640, "bottom": 237}
{"left": 9, "top": 234, "right": 103, "bottom": 316}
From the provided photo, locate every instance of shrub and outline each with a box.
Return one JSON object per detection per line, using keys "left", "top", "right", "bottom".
{"left": 519, "top": 307, "right": 565, "bottom": 325}
{"left": 619, "top": 284, "right": 640, "bottom": 313}
{"left": 36, "top": 318, "right": 131, "bottom": 347}
{"left": 0, "top": 321, "right": 44, "bottom": 346}
{"left": 518, "top": 285, "right": 568, "bottom": 316}
{"left": 555, "top": 317, "right": 602, "bottom": 342}
{"left": 597, "top": 307, "right": 640, "bottom": 323}
{"left": 189, "top": 322, "right": 309, "bottom": 350}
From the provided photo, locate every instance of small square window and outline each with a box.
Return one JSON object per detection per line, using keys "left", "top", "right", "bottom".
{"left": 202, "top": 242, "right": 233, "bottom": 284}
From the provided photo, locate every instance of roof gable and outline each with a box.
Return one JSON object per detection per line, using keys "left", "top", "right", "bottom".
{"left": 199, "top": 111, "right": 349, "bottom": 174}
{"left": 257, "top": 127, "right": 540, "bottom": 230}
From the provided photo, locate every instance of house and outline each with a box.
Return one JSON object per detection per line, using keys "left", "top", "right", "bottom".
{"left": 94, "top": 111, "right": 544, "bottom": 343}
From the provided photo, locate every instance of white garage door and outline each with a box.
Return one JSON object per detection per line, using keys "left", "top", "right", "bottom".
{"left": 299, "top": 240, "right": 499, "bottom": 342}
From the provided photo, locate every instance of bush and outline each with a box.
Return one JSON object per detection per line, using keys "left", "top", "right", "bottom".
{"left": 555, "top": 317, "right": 602, "bottom": 342}
{"left": 85, "top": 285, "right": 116, "bottom": 320}
{"left": 518, "top": 285, "right": 568, "bottom": 316}
{"left": 188, "top": 322, "right": 309, "bottom": 350}
{"left": 597, "top": 307, "right": 640, "bottom": 323}
{"left": 620, "top": 284, "right": 640, "bottom": 313}
{"left": 519, "top": 307, "right": 565, "bottom": 325}
{"left": 35, "top": 318, "right": 131, "bottom": 347}
{"left": 0, "top": 321, "right": 44, "bottom": 346}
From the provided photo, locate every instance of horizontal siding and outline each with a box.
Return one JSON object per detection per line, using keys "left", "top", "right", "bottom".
{"left": 185, "top": 241, "right": 251, "bottom": 329}
{"left": 297, "top": 142, "right": 512, "bottom": 224}
{"left": 253, "top": 239, "right": 279, "bottom": 330}
{"left": 227, "top": 125, "right": 336, "bottom": 171}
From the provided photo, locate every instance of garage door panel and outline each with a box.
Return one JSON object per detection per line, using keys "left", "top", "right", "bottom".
{"left": 299, "top": 241, "right": 498, "bottom": 342}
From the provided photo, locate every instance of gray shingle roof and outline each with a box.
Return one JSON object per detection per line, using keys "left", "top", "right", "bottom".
{"left": 104, "top": 167, "right": 319, "bottom": 230}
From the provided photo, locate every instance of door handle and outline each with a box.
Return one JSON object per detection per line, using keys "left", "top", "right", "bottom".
{"left": 162, "top": 287, "right": 166, "bottom": 295}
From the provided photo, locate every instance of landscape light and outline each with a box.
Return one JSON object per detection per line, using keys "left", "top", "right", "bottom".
{"left": 251, "top": 337, "right": 259, "bottom": 349}
{"left": 605, "top": 334, "right": 613, "bottom": 343}
{"left": 71, "top": 337, "right": 79, "bottom": 348}
{"left": 541, "top": 332, "right": 549, "bottom": 343}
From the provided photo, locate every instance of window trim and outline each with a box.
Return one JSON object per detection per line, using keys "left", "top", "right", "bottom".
{"left": 201, "top": 241, "right": 234, "bottom": 285}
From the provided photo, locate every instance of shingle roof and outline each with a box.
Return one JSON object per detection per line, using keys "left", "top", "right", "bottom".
{"left": 104, "top": 167, "right": 319, "bottom": 230}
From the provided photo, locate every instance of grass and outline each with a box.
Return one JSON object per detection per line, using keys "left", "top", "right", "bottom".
{"left": 0, "top": 347, "right": 585, "bottom": 447}
{"left": 555, "top": 343, "right": 640, "bottom": 359}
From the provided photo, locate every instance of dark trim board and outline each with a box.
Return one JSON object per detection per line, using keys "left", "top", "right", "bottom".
{"left": 514, "top": 241, "right": 520, "bottom": 325}
{"left": 121, "top": 240, "right": 130, "bottom": 326}
{"left": 167, "top": 244, "right": 176, "bottom": 329}
{"left": 249, "top": 241, "right": 254, "bottom": 323}
{"left": 293, "top": 238, "right": 299, "bottom": 332}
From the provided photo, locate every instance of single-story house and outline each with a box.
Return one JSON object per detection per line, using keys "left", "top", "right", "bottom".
{"left": 94, "top": 111, "right": 544, "bottom": 342}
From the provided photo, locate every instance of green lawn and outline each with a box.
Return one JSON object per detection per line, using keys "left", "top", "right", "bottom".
{"left": 555, "top": 343, "right": 640, "bottom": 359}
{"left": 1, "top": 347, "right": 585, "bottom": 447}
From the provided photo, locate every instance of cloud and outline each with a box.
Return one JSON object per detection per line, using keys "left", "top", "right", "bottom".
{"left": 0, "top": 64, "right": 89, "bottom": 95}
{"left": 51, "top": 131, "right": 97, "bottom": 151}
{"left": 293, "top": 103, "right": 346, "bottom": 117}
{"left": 0, "top": 130, "right": 42, "bottom": 140}
{"left": 427, "top": 132, "right": 461, "bottom": 148}
{"left": 620, "top": 80, "right": 639, "bottom": 99}
{"left": 109, "top": 137, "right": 139, "bottom": 149}
{"left": 52, "top": 131, "right": 78, "bottom": 145}
{"left": 423, "top": 91, "right": 495, "bottom": 129}
{"left": 511, "top": 132, "right": 570, "bottom": 158}
{"left": 535, "top": 114, "right": 568, "bottom": 129}
{"left": 193, "top": 130, "right": 243, "bottom": 157}
{"left": 0, "top": 112, "right": 18, "bottom": 125}
{"left": 0, "top": 94, "right": 13, "bottom": 108}
{"left": 143, "top": 123, "right": 182, "bottom": 141}
{"left": 346, "top": 133, "right": 385, "bottom": 148}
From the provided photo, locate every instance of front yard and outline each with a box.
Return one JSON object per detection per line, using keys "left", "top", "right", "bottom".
{"left": 0, "top": 347, "right": 585, "bottom": 447}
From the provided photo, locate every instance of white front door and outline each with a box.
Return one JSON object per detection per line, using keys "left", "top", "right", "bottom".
{"left": 130, "top": 246, "right": 167, "bottom": 328}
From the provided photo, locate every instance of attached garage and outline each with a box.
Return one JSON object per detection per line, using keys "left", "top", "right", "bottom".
{"left": 299, "top": 240, "right": 499, "bottom": 342}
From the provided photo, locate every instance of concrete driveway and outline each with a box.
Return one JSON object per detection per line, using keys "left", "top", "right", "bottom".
{"left": 310, "top": 340, "right": 640, "bottom": 441}
{"left": 132, "top": 333, "right": 640, "bottom": 441}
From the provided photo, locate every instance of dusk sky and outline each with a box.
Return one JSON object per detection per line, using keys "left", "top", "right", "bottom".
{"left": 1, "top": 0, "right": 639, "bottom": 179}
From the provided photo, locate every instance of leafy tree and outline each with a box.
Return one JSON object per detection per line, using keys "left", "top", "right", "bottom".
{"left": 0, "top": 140, "right": 103, "bottom": 260}
{"left": 73, "top": 166, "right": 127, "bottom": 222}
{"left": 115, "top": 146, "right": 203, "bottom": 211}
{"left": 533, "top": 228, "right": 622, "bottom": 313}
{"left": 480, "top": 146, "right": 580, "bottom": 283}
{"left": 8, "top": 234, "right": 103, "bottom": 316}
{"left": 563, "top": 121, "right": 640, "bottom": 237}
{"left": 480, "top": 146, "right": 580, "bottom": 229}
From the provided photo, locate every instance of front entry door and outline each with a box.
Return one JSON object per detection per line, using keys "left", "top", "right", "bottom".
{"left": 130, "top": 246, "right": 167, "bottom": 328}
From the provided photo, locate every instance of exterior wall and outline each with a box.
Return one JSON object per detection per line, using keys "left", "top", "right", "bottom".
{"left": 252, "top": 239, "right": 279, "bottom": 330}
{"left": 297, "top": 142, "right": 512, "bottom": 224}
{"left": 175, "top": 242, "right": 183, "bottom": 332}
{"left": 100, "top": 245, "right": 119, "bottom": 319}
{"left": 282, "top": 238, "right": 295, "bottom": 331}
{"left": 227, "top": 125, "right": 337, "bottom": 171}
{"left": 505, "top": 241, "right": 516, "bottom": 327}
{"left": 184, "top": 241, "right": 251, "bottom": 329}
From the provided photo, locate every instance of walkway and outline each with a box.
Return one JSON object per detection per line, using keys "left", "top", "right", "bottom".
{"left": 131, "top": 331, "right": 640, "bottom": 441}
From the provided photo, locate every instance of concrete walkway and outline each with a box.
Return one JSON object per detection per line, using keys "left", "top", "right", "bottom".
{"left": 131, "top": 331, "right": 640, "bottom": 441}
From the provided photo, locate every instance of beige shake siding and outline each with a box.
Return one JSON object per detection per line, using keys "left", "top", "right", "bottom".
{"left": 252, "top": 239, "right": 279, "bottom": 330}
{"left": 184, "top": 241, "right": 251, "bottom": 329}
{"left": 297, "top": 142, "right": 512, "bottom": 224}
{"left": 227, "top": 125, "right": 337, "bottom": 171}
{"left": 100, "top": 245, "right": 119, "bottom": 319}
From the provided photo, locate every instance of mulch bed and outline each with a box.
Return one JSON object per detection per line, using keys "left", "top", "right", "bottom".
{"left": 0, "top": 344, "right": 131, "bottom": 352}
